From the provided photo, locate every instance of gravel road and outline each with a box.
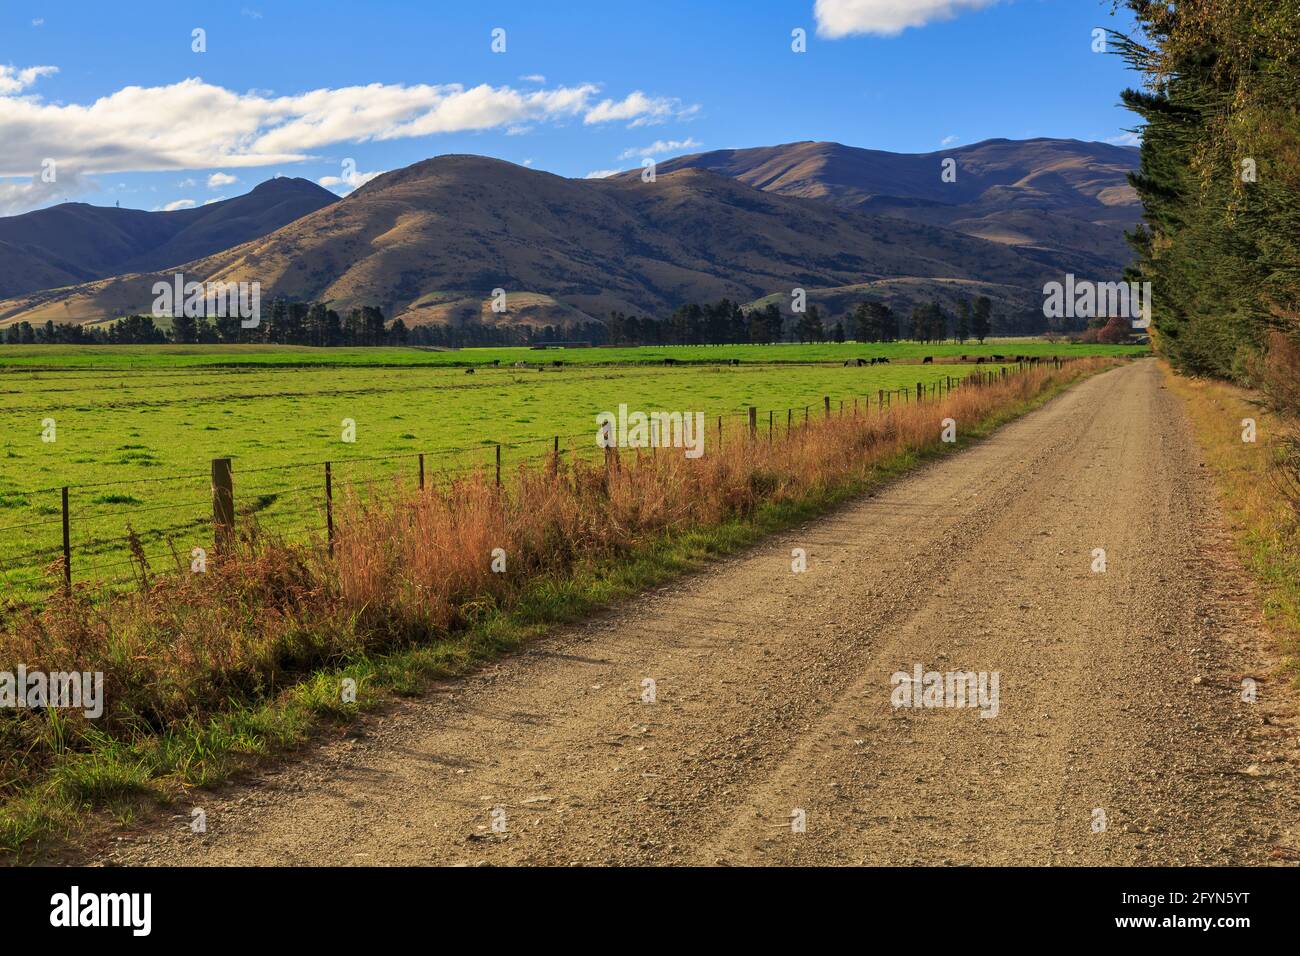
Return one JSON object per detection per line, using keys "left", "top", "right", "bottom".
{"left": 90, "top": 360, "right": 1299, "bottom": 866}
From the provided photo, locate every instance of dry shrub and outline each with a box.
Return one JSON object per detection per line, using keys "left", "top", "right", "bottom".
{"left": 1258, "top": 331, "right": 1300, "bottom": 514}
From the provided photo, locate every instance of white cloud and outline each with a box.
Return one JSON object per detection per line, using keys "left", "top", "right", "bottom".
{"left": 519, "top": 74, "right": 546, "bottom": 84}
{"left": 207, "top": 171, "right": 238, "bottom": 188}
{"left": 160, "top": 199, "right": 196, "bottom": 211}
{"left": 32, "top": 18, "right": 45, "bottom": 27}
{"left": 0, "top": 68, "right": 699, "bottom": 185}
{"left": 618, "top": 137, "right": 702, "bottom": 160}
{"left": 1106, "top": 131, "right": 1142, "bottom": 147}
{"left": 583, "top": 90, "right": 691, "bottom": 127}
{"left": 0, "top": 169, "right": 92, "bottom": 216}
{"left": 584, "top": 169, "right": 623, "bottom": 179}
{"left": 814, "top": 0, "right": 1000, "bottom": 37}
{"left": 940, "top": 134, "right": 959, "bottom": 146}
{"left": 204, "top": 196, "right": 226, "bottom": 205}
{"left": 319, "top": 166, "right": 385, "bottom": 195}
{"left": 0, "top": 64, "right": 57, "bottom": 94}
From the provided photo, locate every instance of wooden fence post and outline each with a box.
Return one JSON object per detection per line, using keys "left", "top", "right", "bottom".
{"left": 324, "top": 461, "right": 334, "bottom": 557}
{"left": 824, "top": 395, "right": 831, "bottom": 418}
{"left": 916, "top": 382, "right": 923, "bottom": 403}
{"left": 495, "top": 443, "right": 502, "bottom": 487}
{"left": 418, "top": 453, "right": 425, "bottom": 490}
{"left": 61, "top": 486, "right": 71, "bottom": 590}
{"left": 749, "top": 406, "right": 757, "bottom": 437}
{"left": 769, "top": 410, "right": 773, "bottom": 442}
{"left": 212, "top": 457, "right": 234, "bottom": 548}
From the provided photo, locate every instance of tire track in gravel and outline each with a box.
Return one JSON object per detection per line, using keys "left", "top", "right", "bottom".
{"left": 89, "top": 360, "right": 1299, "bottom": 866}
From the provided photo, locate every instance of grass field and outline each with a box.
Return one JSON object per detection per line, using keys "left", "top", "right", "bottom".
{"left": 0, "top": 339, "right": 1140, "bottom": 369}
{"left": 0, "top": 341, "right": 1145, "bottom": 602}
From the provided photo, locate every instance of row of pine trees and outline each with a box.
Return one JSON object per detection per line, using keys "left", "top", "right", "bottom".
{"left": 1117, "top": 0, "right": 1299, "bottom": 388}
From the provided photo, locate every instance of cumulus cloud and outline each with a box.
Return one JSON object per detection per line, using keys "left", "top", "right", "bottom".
{"left": 584, "top": 169, "right": 623, "bottom": 179}
{"left": 519, "top": 74, "right": 546, "bottom": 84}
{"left": 160, "top": 199, "right": 196, "bottom": 210}
{"left": 207, "top": 172, "right": 238, "bottom": 188}
{"left": 0, "top": 64, "right": 57, "bottom": 94}
{"left": 814, "top": 0, "right": 1000, "bottom": 37}
{"left": 940, "top": 134, "right": 959, "bottom": 146}
{"left": 1107, "top": 131, "right": 1142, "bottom": 147}
{"left": 0, "top": 68, "right": 698, "bottom": 181}
{"left": 618, "top": 137, "right": 702, "bottom": 160}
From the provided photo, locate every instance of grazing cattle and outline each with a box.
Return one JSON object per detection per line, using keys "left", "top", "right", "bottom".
{"left": 491, "top": 359, "right": 501, "bottom": 366}
{"left": 845, "top": 358, "right": 866, "bottom": 367}
{"left": 975, "top": 357, "right": 986, "bottom": 364}
{"left": 663, "top": 358, "right": 677, "bottom": 366}
{"left": 922, "top": 356, "right": 933, "bottom": 364}
{"left": 991, "top": 354, "right": 1005, "bottom": 361}
{"left": 729, "top": 358, "right": 741, "bottom": 366}
{"left": 879, "top": 357, "right": 890, "bottom": 364}
{"left": 513, "top": 361, "right": 528, "bottom": 368}
{"left": 552, "top": 360, "right": 563, "bottom": 367}
{"left": 465, "top": 368, "right": 475, "bottom": 375}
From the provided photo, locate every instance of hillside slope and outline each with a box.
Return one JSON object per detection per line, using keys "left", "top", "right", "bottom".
{"left": 0, "top": 178, "right": 338, "bottom": 299}
{"left": 632, "top": 138, "right": 1141, "bottom": 275}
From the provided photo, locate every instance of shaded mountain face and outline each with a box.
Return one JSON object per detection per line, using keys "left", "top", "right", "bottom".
{"left": 0, "top": 140, "right": 1141, "bottom": 330}
{"left": 636, "top": 139, "right": 1142, "bottom": 277}
{"left": 0, "top": 177, "right": 338, "bottom": 299}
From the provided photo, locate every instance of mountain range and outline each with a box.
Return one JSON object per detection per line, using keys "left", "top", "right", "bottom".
{"left": 0, "top": 138, "right": 1140, "bottom": 330}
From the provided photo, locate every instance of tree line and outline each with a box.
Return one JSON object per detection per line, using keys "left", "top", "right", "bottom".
{"left": 1116, "top": 0, "right": 1298, "bottom": 384}
{"left": 2, "top": 294, "right": 1005, "bottom": 348}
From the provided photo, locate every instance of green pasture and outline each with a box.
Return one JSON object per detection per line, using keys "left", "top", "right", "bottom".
{"left": 0, "top": 342, "right": 1134, "bottom": 602}
{"left": 0, "top": 339, "right": 1144, "bottom": 370}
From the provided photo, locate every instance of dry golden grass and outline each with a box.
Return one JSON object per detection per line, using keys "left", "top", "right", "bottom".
{"left": 1163, "top": 362, "right": 1300, "bottom": 677}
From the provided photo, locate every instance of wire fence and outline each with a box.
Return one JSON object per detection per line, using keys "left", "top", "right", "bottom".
{"left": 0, "top": 362, "right": 1054, "bottom": 614}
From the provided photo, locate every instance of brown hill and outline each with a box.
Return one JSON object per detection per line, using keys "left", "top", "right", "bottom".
{"left": 0, "top": 177, "right": 338, "bottom": 299}
{"left": 634, "top": 138, "right": 1141, "bottom": 275}
{"left": 0, "top": 154, "right": 1075, "bottom": 329}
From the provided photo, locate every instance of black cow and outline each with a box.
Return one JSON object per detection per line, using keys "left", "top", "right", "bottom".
{"left": 922, "top": 356, "right": 933, "bottom": 364}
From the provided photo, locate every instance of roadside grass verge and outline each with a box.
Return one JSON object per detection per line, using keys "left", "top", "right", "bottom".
{"left": 1163, "top": 364, "right": 1300, "bottom": 679}
{"left": 0, "top": 358, "right": 1118, "bottom": 860}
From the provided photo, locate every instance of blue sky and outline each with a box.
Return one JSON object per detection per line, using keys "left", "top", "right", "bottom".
{"left": 1, "top": 0, "right": 1142, "bottom": 215}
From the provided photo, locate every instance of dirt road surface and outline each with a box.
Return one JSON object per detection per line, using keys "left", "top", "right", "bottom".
{"left": 90, "top": 360, "right": 1299, "bottom": 866}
